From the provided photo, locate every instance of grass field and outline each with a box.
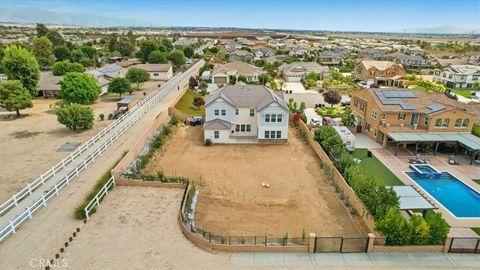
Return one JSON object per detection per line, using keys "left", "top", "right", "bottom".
{"left": 175, "top": 90, "right": 205, "bottom": 117}
{"left": 474, "top": 179, "right": 480, "bottom": 185}
{"left": 452, "top": 90, "right": 475, "bottom": 98}
{"left": 472, "top": 228, "right": 480, "bottom": 236}
{"left": 352, "top": 149, "right": 403, "bottom": 186}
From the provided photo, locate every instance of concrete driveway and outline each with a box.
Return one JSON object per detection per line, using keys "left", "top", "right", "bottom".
{"left": 304, "top": 108, "right": 321, "bottom": 124}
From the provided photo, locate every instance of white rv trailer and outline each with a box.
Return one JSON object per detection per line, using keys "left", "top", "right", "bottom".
{"left": 333, "top": 126, "right": 356, "bottom": 151}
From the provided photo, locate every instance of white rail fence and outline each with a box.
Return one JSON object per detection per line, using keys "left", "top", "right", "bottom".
{"left": 84, "top": 176, "right": 115, "bottom": 220}
{"left": 0, "top": 60, "right": 204, "bottom": 243}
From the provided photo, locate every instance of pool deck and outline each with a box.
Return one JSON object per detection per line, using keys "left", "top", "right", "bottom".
{"left": 370, "top": 148, "right": 480, "bottom": 228}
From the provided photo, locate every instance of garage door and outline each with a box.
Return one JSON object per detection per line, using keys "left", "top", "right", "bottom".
{"left": 287, "top": 76, "right": 301, "bottom": 82}
{"left": 214, "top": 76, "right": 227, "bottom": 84}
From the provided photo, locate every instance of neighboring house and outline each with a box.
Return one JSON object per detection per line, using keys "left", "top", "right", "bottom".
{"left": 204, "top": 85, "right": 289, "bottom": 144}
{"left": 350, "top": 87, "right": 476, "bottom": 148}
{"left": 225, "top": 41, "right": 243, "bottom": 51}
{"left": 86, "top": 64, "right": 126, "bottom": 95}
{"left": 288, "top": 47, "right": 309, "bottom": 57}
{"left": 428, "top": 58, "right": 468, "bottom": 68}
{"left": 265, "top": 55, "right": 287, "bottom": 64}
{"left": 384, "top": 52, "right": 428, "bottom": 68}
{"left": 211, "top": 61, "right": 264, "bottom": 85}
{"left": 433, "top": 65, "right": 480, "bottom": 89}
{"left": 360, "top": 48, "right": 385, "bottom": 60}
{"left": 131, "top": 64, "right": 173, "bottom": 81}
{"left": 464, "top": 51, "right": 480, "bottom": 65}
{"left": 353, "top": 60, "right": 405, "bottom": 87}
{"left": 253, "top": 47, "right": 275, "bottom": 59}
{"left": 318, "top": 50, "right": 345, "bottom": 66}
{"left": 278, "top": 62, "right": 330, "bottom": 82}
{"left": 38, "top": 72, "right": 62, "bottom": 98}
{"left": 229, "top": 50, "right": 255, "bottom": 62}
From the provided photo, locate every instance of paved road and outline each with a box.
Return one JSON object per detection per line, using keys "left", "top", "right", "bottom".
{"left": 0, "top": 61, "right": 202, "bottom": 265}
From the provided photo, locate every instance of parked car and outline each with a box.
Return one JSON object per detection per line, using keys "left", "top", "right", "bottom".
{"left": 310, "top": 118, "right": 321, "bottom": 126}
{"left": 112, "top": 107, "right": 128, "bottom": 119}
{"left": 322, "top": 116, "right": 335, "bottom": 126}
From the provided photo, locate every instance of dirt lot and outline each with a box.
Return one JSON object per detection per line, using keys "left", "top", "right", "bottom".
{"left": 0, "top": 81, "right": 159, "bottom": 202}
{"left": 144, "top": 126, "right": 362, "bottom": 238}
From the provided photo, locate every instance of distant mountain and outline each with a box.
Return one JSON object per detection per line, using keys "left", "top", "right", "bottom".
{"left": 395, "top": 26, "right": 478, "bottom": 34}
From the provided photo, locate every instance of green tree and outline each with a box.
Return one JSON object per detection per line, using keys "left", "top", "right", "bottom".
{"left": 52, "top": 60, "right": 84, "bottom": 76}
{"left": 229, "top": 75, "right": 237, "bottom": 85}
{"left": 0, "top": 80, "right": 33, "bottom": 116}
{"left": 376, "top": 207, "right": 413, "bottom": 246}
{"left": 46, "top": 30, "right": 65, "bottom": 46}
{"left": 424, "top": 211, "right": 450, "bottom": 245}
{"left": 183, "top": 46, "right": 194, "bottom": 58}
{"left": 108, "top": 78, "right": 131, "bottom": 98}
{"left": 36, "top": 23, "right": 49, "bottom": 37}
{"left": 60, "top": 72, "right": 100, "bottom": 104}
{"left": 237, "top": 75, "right": 247, "bottom": 83}
{"left": 33, "top": 37, "right": 54, "bottom": 70}
{"left": 117, "top": 37, "right": 136, "bottom": 57}
{"left": 2, "top": 45, "right": 40, "bottom": 97}
{"left": 258, "top": 74, "right": 269, "bottom": 85}
{"left": 193, "top": 96, "right": 205, "bottom": 108}
{"left": 167, "top": 50, "right": 186, "bottom": 68}
{"left": 126, "top": 67, "right": 150, "bottom": 90}
{"left": 160, "top": 38, "right": 173, "bottom": 51}
{"left": 80, "top": 46, "right": 97, "bottom": 61}
{"left": 148, "top": 50, "right": 167, "bottom": 63}
{"left": 57, "top": 104, "right": 94, "bottom": 131}
{"left": 139, "top": 39, "right": 159, "bottom": 62}
{"left": 53, "top": 45, "right": 71, "bottom": 61}
{"left": 342, "top": 107, "right": 355, "bottom": 127}
{"left": 410, "top": 215, "right": 430, "bottom": 245}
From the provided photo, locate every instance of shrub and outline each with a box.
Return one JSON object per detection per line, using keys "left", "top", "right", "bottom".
{"left": 169, "top": 115, "right": 179, "bottom": 126}
{"left": 376, "top": 207, "right": 413, "bottom": 246}
{"left": 99, "top": 113, "right": 104, "bottom": 121}
{"left": 57, "top": 104, "right": 94, "bottom": 131}
{"left": 425, "top": 211, "right": 450, "bottom": 244}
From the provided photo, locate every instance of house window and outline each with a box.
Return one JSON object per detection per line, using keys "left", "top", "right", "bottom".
{"left": 442, "top": 118, "right": 449, "bottom": 127}
{"left": 271, "top": 114, "right": 277, "bottom": 123}
{"left": 246, "top": 125, "right": 251, "bottom": 132}
{"left": 381, "top": 113, "right": 386, "bottom": 121}
{"left": 235, "top": 125, "right": 240, "bottom": 132}
{"left": 373, "top": 129, "right": 377, "bottom": 136}
{"left": 250, "top": 109, "right": 254, "bottom": 116}
{"left": 214, "top": 131, "right": 219, "bottom": 139}
{"left": 454, "top": 118, "right": 461, "bottom": 127}
{"left": 153, "top": 73, "right": 159, "bottom": 76}
{"left": 277, "top": 114, "right": 283, "bottom": 122}
{"left": 236, "top": 109, "right": 239, "bottom": 115}
{"left": 214, "top": 110, "right": 219, "bottom": 116}
{"left": 371, "top": 110, "right": 377, "bottom": 119}
{"left": 435, "top": 119, "right": 442, "bottom": 127}
{"left": 462, "top": 119, "right": 469, "bottom": 127}
{"left": 425, "top": 117, "right": 429, "bottom": 126}
{"left": 276, "top": 131, "right": 281, "bottom": 139}
{"left": 221, "top": 109, "right": 226, "bottom": 116}
{"left": 265, "top": 130, "right": 270, "bottom": 138}
{"left": 265, "top": 114, "right": 270, "bottom": 122}
{"left": 398, "top": 113, "right": 405, "bottom": 120}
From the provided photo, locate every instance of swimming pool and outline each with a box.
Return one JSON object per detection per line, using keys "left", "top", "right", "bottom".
{"left": 406, "top": 171, "right": 480, "bottom": 218}
{"left": 409, "top": 164, "right": 442, "bottom": 178}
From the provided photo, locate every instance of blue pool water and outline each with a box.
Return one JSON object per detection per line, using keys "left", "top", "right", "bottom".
{"left": 406, "top": 172, "right": 480, "bottom": 218}
{"left": 416, "top": 166, "right": 437, "bottom": 173}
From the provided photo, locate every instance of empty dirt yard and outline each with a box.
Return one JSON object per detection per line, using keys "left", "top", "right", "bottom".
{"left": 144, "top": 126, "right": 362, "bottom": 238}
{"left": 0, "top": 81, "right": 159, "bottom": 203}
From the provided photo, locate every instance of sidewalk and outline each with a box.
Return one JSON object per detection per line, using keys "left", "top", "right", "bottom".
{"left": 232, "top": 252, "right": 480, "bottom": 269}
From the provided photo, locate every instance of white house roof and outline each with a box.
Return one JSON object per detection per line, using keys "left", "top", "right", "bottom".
{"left": 205, "top": 85, "right": 288, "bottom": 112}
{"left": 131, "top": 64, "right": 172, "bottom": 72}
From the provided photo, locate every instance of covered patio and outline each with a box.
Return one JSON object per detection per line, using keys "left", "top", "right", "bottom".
{"left": 389, "top": 185, "right": 437, "bottom": 218}
{"left": 387, "top": 132, "right": 480, "bottom": 165}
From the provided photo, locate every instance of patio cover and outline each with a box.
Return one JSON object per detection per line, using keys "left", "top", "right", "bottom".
{"left": 389, "top": 185, "right": 436, "bottom": 211}
{"left": 387, "top": 132, "right": 480, "bottom": 152}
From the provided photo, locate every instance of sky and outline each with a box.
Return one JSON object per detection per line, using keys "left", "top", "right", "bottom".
{"left": 0, "top": 0, "right": 479, "bottom": 32}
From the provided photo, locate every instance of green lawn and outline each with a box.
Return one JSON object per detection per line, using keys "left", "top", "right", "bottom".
{"left": 474, "top": 179, "right": 480, "bottom": 185}
{"left": 472, "top": 228, "right": 480, "bottom": 236}
{"left": 316, "top": 106, "right": 345, "bottom": 118}
{"left": 175, "top": 90, "right": 205, "bottom": 117}
{"left": 351, "top": 149, "right": 403, "bottom": 186}
{"left": 452, "top": 90, "right": 475, "bottom": 99}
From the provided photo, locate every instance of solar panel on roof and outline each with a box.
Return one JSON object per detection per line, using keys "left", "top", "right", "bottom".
{"left": 400, "top": 103, "right": 414, "bottom": 110}
{"left": 426, "top": 104, "right": 446, "bottom": 113}
{"left": 380, "top": 90, "right": 416, "bottom": 98}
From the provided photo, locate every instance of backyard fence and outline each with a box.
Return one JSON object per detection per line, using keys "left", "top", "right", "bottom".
{"left": 84, "top": 176, "right": 115, "bottom": 220}
{"left": 313, "top": 236, "right": 369, "bottom": 253}
{"left": 0, "top": 60, "right": 205, "bottom": 244}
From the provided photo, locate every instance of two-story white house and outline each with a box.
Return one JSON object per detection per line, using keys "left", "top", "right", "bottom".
{"left": 204, "top": 85, "right": 289, "bottom": 144}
